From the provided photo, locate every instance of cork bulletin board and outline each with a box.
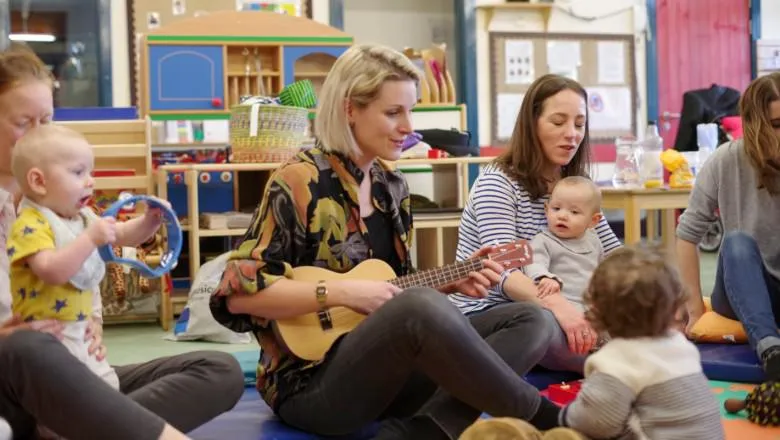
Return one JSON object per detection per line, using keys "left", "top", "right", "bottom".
{"left": 128, "top": 0, "right": 312, "bottom": 105}
{"left": 489, "top": 32, "right": 637, "bottom": 144}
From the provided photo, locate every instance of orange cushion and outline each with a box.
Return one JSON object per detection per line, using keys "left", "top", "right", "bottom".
{"left": 688, "top": 298, "right": 748, "bottom": 344}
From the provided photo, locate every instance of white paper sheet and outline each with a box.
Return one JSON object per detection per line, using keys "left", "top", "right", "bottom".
{"left": 597, "top": 41, "right": 626, "bottom": 84}
{"left": 172, "top": 0, "right": 186, "bottom": 15}
{"left": 496, "top": 93, "right": 525, "bottom": 140}
{"left": 586, "top": 87, "right": 632, "bottom": 132}
{"left": 504, "top": 40, "right": 534, "bottom": 85}
{"left": 546, "top": 41, "right": 580, "bottom": 74}
{"left": 147, "top": 12, "right": 161, "bottom": 30}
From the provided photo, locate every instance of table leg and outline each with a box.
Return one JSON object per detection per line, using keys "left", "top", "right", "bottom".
{"left": 623, "top": 198, "right": 642, "bottom": 245}
{"left": 646, "top": 210, "right": 657, "bottom": 242}
{"left": 661, "top": 209, "right": 677, "bottom": 251}
{"left": 185, "top": 170, "right": 201, "bottom": 280}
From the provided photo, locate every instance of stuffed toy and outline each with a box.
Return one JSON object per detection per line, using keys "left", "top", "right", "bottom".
{"left": 660, "top": 149, "right": 695, "bottom": 188}
{"left": 724, "top": 380, "right": 780, "bottom": 426}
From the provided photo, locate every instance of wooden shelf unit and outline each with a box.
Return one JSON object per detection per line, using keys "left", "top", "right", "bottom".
{"left": 156, "top": 156, "right": 493, "bottom": 293}
{"left": 476, "top": 2, "right": 553, "bottom": 30}
{"left": 225, "top": 45, "right": 283, "bottom": 105}
{"left": 61, "top": 119, "right": 153, "bottom": 194}
{"left": 58, "top": 118, "right": 172, "bottom": 330}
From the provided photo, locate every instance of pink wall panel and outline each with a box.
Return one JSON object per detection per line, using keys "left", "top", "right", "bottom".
{"left": 655, "top": 0, "right": 752, "bottom": 149}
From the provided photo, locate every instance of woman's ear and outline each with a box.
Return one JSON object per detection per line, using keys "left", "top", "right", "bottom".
{"left": 344, "top": 99, "right": 354, "bottom": 124}
{"left": 27, "top": 167, "right": 47, "bottom": 197}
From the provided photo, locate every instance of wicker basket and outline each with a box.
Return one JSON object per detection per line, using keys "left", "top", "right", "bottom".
{"left": 229, "top": 102, "right": 310, "bottom": 163}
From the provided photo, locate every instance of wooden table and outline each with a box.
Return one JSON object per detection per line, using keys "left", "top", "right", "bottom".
{"left": 600, "top": 187, "right": 692, "bottom": 249}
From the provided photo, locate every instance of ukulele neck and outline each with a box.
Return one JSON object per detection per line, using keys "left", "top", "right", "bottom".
{"left": 391, "top": 258, "right": 484, "bottom": 290}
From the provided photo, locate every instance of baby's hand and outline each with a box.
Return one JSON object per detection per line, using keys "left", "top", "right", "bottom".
{"left": 87, "top": 217, "right": 117, "bottom": 246}
{"left": 537, "top": 277, "right": 561, "bottom": 298}
{"left": 142, "top": 197, "right": 171, "bottom": 226}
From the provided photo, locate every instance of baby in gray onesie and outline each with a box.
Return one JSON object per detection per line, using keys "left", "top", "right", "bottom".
{"left": 524, "top": 176, "right": 604, "bottom": 311}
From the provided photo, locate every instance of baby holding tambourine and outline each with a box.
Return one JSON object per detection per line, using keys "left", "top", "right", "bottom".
{"left": 6, "top": 125, "right": 176, "bottom": 401}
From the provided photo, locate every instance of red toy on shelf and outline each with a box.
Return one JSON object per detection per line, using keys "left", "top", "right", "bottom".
{"left": 546, "top": 381, "right": 583, "bottom": 406}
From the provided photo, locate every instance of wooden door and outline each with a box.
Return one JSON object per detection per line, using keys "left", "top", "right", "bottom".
{"left": 655, "top": 0, "right": 752, "bottom": 149}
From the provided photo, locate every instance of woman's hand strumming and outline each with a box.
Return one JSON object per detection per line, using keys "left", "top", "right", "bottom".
{"left": 332, "top": 280, "right": 402, "bottom": 314}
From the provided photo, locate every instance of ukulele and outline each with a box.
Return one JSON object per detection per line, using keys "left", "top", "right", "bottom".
{"left": 272, "top": 240, "right": 533, "bottom": 361}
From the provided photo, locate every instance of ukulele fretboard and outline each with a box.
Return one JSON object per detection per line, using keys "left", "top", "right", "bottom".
{"left": 391, "top": 258, "right": 485, "bottom": 289}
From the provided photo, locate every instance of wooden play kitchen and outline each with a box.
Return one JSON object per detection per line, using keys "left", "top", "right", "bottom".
{"left": 137, "top": 10, "right": 353, "bottom": 117}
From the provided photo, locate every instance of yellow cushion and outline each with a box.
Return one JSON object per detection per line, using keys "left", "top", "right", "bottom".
{"left": 688, "top": 298, "right": 748, "bottom": 343}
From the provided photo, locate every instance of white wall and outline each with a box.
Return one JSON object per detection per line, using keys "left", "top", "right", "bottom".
{"left": 343, "top": 0, "right": 457, "bottom": 86}
{"left": 111, "top": 0, "right": 130, "bottom": 107}
{"left": 761, "top": 0, "right": 780, "bottom": 39}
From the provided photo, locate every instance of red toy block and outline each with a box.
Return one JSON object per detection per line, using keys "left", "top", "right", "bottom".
{"left": 546, "top": 381, "right": 582, "bottom": 405}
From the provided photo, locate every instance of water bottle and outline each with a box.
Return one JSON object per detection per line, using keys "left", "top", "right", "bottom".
{"left": 612, "top": 136, "right": 641, "bottom": 188}
{"left": 639, "top": 121, "right": 664, "bottom": 188}
{"left": 696, "top": 123, "right": 718, "bottom": 172}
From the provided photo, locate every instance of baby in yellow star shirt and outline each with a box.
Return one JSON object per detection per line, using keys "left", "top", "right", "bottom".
{"left": 7, "top": 124, "right": 168, "bottom": 393}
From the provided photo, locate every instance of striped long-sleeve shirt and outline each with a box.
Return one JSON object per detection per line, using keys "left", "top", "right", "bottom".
{"left": 560, "top": 332, "right": 725, "bottom": 440}
{"left": 449, "top": 163, "right": 621, "bottom": 314}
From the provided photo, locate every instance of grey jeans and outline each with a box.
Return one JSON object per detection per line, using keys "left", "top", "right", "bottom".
{"left": 277, "top": 288, "right": 554, "bottom": 439}
{"left": 0, "top": 330, "right": 244, "bottom": 440}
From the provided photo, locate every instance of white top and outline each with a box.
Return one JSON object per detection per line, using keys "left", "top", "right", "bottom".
{"left": 561, "top": 332, "right": 724, "bottom": 440}
{"left": 0, "top": 188, "right": 15, "bottom": 322}
{"left": 524, "top": 228, "right": 604, "bottom": 310}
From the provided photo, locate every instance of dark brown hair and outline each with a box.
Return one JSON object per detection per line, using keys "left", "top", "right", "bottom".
{"left": 0, "top": 43, "right": 54, "bottom": 96}
{"left": 584, "top": 245, "right": 687, "bottom": 339}
{"left": 494, "top": 74, "right": 592, "bottom": 200}
{"left": 740, "top": 72, "right": 780, "bottom": 194}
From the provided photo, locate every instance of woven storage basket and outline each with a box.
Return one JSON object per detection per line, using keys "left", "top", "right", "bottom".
{"left": 229, "top": 102, "right": 310, "bottom": 163}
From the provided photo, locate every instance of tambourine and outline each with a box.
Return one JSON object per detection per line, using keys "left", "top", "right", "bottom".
{"left": 97, "top": 195, "right": 182, "bottom": 279}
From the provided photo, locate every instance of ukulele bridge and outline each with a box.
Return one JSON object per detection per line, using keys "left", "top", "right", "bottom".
{"left": 318, "top": 309, "right": 333, "bottom": 330}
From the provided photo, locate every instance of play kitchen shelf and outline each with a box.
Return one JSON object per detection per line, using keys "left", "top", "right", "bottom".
{"left": 137, "top": 10, "right": 353, "bottom": 117}
{"left": 155, "top": 156, "right": 493, "bottom": 295}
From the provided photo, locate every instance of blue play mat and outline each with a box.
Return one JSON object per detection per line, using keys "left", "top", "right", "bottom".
{"left": 192, "top": 343, "right": 766, "bottom": 439}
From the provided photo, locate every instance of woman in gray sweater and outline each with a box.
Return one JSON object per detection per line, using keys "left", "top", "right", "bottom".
{"left": 677, "top": 72, "right": 780, "bottom": 382}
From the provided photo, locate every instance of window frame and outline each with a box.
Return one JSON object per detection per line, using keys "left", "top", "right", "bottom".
{"left": 0, "top": 0, "right": 113, "bottom": 107}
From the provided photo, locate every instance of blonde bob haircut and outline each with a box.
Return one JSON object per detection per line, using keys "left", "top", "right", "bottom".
{"left": 314, "top": 44, "right": 420, "bottom": 156}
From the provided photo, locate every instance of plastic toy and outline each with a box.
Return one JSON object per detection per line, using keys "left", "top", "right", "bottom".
{"left": 724, "top": 380, "right": 780, "bottom": 426}
{"left": 546, "top": 381, "right": 582, "bottom": 405}
{"left": 660, "top": 149, "right": 695, "bottom": 188}
{"left": 97, "top": 195, "right": 182, "bottom": 279}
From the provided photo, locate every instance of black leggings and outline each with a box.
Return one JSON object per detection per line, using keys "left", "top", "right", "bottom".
{"left": 278, "top": 288, "right": 554, "bottom": 439}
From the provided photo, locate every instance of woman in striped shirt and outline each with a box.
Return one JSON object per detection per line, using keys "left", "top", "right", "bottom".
{"left": 450, "top": 74, "right": 621, "bottom": 373}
